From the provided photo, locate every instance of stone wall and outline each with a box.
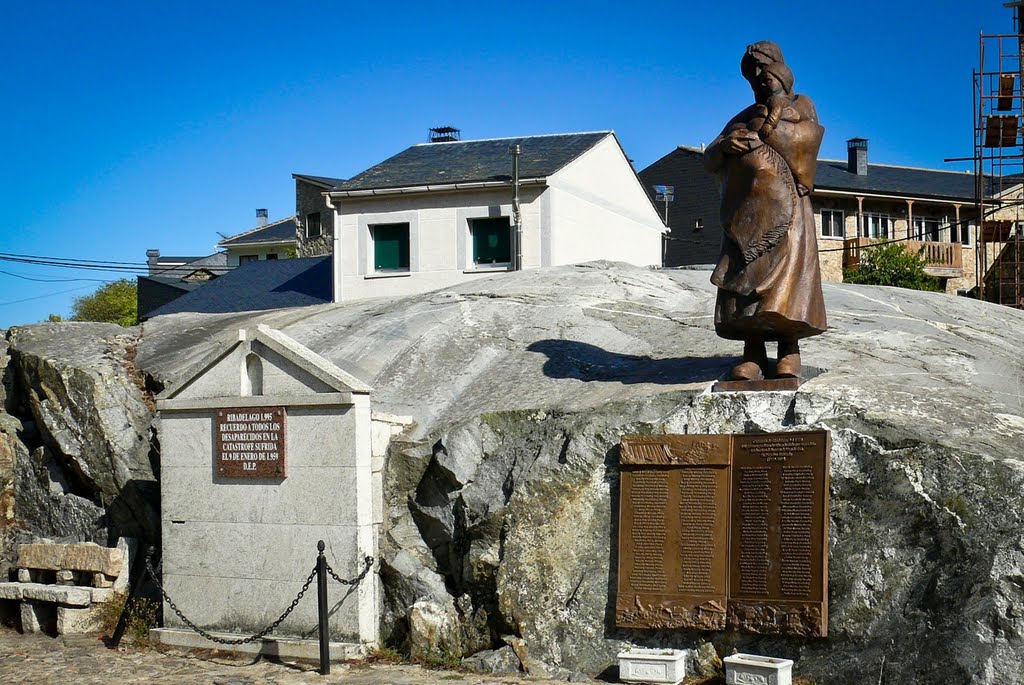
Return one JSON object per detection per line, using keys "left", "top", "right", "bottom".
{"left": 296, "top": 179, "right": 334, "bottom": 258}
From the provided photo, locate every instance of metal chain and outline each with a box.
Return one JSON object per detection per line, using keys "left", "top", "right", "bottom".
{"left": 324, "top": 555, "right": 374, "bottom": 585}
{"left": 145, "top": 556, "right": 318, "bottom": 645}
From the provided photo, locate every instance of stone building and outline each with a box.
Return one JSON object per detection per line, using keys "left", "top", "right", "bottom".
{"left": 640, "top": 139, "right": 980, "bottom": 295}
{"left": 292, "top": 175, "right": 345, "bottom": 258}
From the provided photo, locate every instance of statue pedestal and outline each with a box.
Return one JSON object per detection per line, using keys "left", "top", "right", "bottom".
{"left": 713, "top": 377, "right": 802, "bottom": 393}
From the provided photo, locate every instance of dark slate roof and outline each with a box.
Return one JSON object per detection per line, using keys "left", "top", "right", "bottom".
{"left": 151, "top": 252, "right": 230, "bottom": 277}
{"left": 155, "top": 256, "right": 204, "bottom": 264}
{"left": 147, "top": 256, "right": 332, "bottom": 317}
{"left": 141, "top": 276, "right": 202, "bottom": 292}
{"left": 333, "top": 132, "right": 612, "bottom": 192}
{"left": 293, "top": 173, "right": 347, "bottom": 188}
{"left": 218, "top": 217, "right": 298, "bottom": 247}
{"left": 137, "top": 277, "right": 205, "bottom": 321}
{"left": 814, "top": 160, "right": 976, "bottom": 201}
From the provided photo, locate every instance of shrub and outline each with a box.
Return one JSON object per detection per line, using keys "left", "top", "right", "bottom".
{"left": 71, "top": 279, "right": 138, "bottom": 327}
{"left": 843, "top": 242, "right": 942, "bottom": 292}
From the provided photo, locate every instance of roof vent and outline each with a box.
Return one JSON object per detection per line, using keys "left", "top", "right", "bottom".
{"left": 429, "top": 126, "right": 461, "bottom": 143}
{"left": 256, "top": 208, "right": 268, "bottom": 226}
{"left": 847, "top": 138, "right": 868, "bottom": 176}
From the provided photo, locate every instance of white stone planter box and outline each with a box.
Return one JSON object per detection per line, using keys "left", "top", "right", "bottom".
{"left": 617, "top": 648, "right": 687, "bottom": 684}
{"left": 724, "top": 653, "right": 794, "bottom": 685}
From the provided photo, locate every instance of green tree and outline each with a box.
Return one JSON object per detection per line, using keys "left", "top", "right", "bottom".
{"left": 71, "top": 279, "right": 138, "bottom": 327}
{"left": 843, "top": 242, "right": 942, "bottom": 292}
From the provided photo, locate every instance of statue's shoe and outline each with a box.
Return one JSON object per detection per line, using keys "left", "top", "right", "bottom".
{"left": 775, "top": 352, "right": 801, "bottom": 378}
{"left": 730, "top": 360, "right": 764, "bottom": 381}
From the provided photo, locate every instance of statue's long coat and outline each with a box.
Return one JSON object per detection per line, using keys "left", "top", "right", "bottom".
{"left": 704, "top": 95, "right": 827, "bottom": 341}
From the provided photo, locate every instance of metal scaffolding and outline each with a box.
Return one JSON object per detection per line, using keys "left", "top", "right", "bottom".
{"left": 976, "top": 2, "right": 1024, "bottom": 307}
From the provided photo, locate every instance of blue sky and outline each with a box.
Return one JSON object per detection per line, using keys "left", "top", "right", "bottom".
{"left": 0, "top": 1, "right": 1012, "bottom": 326}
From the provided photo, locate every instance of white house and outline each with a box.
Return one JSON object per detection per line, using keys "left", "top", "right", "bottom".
{"left": 322, "top": 131, "right": 666, "bottom": 301}
{"left": 218, "top": 211, "right": 299, "bottom": 266}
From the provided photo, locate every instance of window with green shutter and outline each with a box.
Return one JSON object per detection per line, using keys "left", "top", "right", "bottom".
{"left": 372, "top": 223, "right": 410, "bottom": 271}
{"left": 471, "top": 217, "right": 511, "bottom": 266}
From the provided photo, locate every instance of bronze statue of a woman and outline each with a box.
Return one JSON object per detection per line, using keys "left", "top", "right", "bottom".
{"left": 703, "top": 41, "right": 827, "bottom": 381}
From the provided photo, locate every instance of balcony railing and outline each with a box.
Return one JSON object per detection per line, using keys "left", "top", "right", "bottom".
{"left": 843, "top": 237, "right": 963, "bottom": 274}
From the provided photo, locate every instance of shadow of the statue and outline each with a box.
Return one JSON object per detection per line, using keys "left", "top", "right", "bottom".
{"left": 527, "top": 339, "right": 736, "bottom": 385}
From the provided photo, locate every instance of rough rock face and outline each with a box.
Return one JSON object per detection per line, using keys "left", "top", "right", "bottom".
{"left": 129, "top": 263, "right": 1024, "bottom": 683}
{"left": 0, "top": 323, "right": 158, "bottom": 565}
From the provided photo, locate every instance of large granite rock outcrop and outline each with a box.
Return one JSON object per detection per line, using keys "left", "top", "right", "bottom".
{"left": 135, "top": 263, "right": 1024, "bottom": 684}
{"left": 1, "top": 323, "right": 158, "bottom": 556}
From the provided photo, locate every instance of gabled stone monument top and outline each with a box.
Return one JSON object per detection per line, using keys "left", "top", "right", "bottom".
{"left": 159, "top": 324, "right": 370, "bottom": 409}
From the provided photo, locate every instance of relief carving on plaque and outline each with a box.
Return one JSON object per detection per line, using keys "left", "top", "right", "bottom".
{"left": 616, "top": 593, "right": 727, "bottom": 631}
{"left": 726, "top": 601, "right": 824, "bottom": 637}
{"left": 620, "top": 434, "right": 732, "bottom": 466}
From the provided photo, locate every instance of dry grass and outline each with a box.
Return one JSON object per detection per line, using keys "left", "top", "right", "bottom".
{"left": 99, "top": 592, "right": 159, "bottom": 647}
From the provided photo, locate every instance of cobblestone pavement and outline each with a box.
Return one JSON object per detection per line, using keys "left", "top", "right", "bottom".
{"left": 0, "top": 629, "right": 599, "bottom": 685}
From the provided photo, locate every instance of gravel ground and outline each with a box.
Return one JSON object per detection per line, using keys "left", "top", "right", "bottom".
{"left": 0, "top": 629, "right": 599, "bottom": 685}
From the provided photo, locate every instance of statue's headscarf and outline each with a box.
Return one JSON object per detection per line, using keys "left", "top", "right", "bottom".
{"left": 741, "top": 40, "right": 784, "bottom": 80}
{"left": 741, "top": 40, "right": 794, "bottom": 94}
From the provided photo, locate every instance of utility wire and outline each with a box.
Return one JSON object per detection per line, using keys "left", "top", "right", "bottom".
{"left": 0, "top": 255, "right": 148, "bottom": 273}
{"left": 0, "top": 269, "right": 111, "bottom": 283}
{"left": 817, "top": 233, "right": 948, "bottom": 253}
{"left": 0, "top": 251, "right": 147, "bottom": 266}
{"left": 0, "top": 253, "right": 230, "bottom": 276}
{"left": 0, "top": 285, "right": 96, "bottom": 308}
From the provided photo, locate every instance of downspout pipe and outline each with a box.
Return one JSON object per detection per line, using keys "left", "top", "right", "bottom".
{"left": 324, "top": 194, "right": 343, "bottom": 302}
{"left": 510, "top": 144, "right": 522, "bottom": 270}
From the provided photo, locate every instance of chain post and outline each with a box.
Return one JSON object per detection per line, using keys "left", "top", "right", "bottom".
{"left": 316, "top": 540, "right": 330, "bottom": 676}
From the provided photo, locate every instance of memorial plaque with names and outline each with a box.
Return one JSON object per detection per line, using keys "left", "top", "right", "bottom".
{"left": 728, "top": 431, "right": 829, "bottom": 637}
{"left": 215, "top": 407, "right": 287, "bottom": 479}
{"left": 616, "top": 435, "right": 731, "bottom": 631}
{"left": 616, "top": 430, "right": 830, "bottom": 637}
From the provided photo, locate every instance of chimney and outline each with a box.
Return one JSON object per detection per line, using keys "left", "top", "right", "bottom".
{"left": 146, "top": 249, "right": 160, "bottom": 274}
{"left": 847, "top": 138, "right": 868, "bottom": 176}
{"left": 256, "top": 208, "right": 268, "bottom": 226}
{"left": 429, "top": 126, "right": 461, "bottom": 143}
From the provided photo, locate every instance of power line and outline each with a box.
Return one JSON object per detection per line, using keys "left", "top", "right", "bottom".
{"left": 816, "top": 233, "right": 966, "bottom": 253}
{"left": 0, "top": 255, "right": 146, "bottom": 273}
{"left": 0, "top": 285, "right": 96, "bottom": 308}
{"left": 0, "top": 253, "right": 230, "bottom": 276}
{"left": 0, "top": 269, "right": 111, "bottom": 283}
{"left": 0, "top": 251, "right": 147, "bottom": 266}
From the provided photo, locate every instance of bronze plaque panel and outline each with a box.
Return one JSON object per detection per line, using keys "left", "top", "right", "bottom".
{"left": 616, "top": 430, "right": 830, "bottom": 637}
{"left": 616, "top": 435, "right": 730, "bottom": 630}
{"left": 214, "top": 407, "right": 287, "bottom": 479}
{"left": 728, "top": 430, "right": 830, "bottom": 636}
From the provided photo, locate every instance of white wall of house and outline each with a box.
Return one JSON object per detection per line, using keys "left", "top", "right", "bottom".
{"left": 334, "top": 186, "right": 547, "bottom": 300}
{"left": 546, "top": 135, "right": 664, "bottom": 267}
{"left": 224, "top": 244, "right": 293, "bottom": 266}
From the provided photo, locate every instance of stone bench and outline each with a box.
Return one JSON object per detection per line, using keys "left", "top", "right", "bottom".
{"left": 16, "top": 541, "right": 125, "bottom": 588}
{"left": 0, "top": 539, "right": 133, "bottom": 635}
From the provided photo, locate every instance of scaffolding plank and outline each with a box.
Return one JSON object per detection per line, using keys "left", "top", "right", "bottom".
{"left": 999, "top": 74, "right": 1017, "bottom": 110}
{"left": 983, "top": 220, "right": 1015, "bottom": 242}
{"left": 985, "top": 115, "right": 1020, "bottom": 147}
